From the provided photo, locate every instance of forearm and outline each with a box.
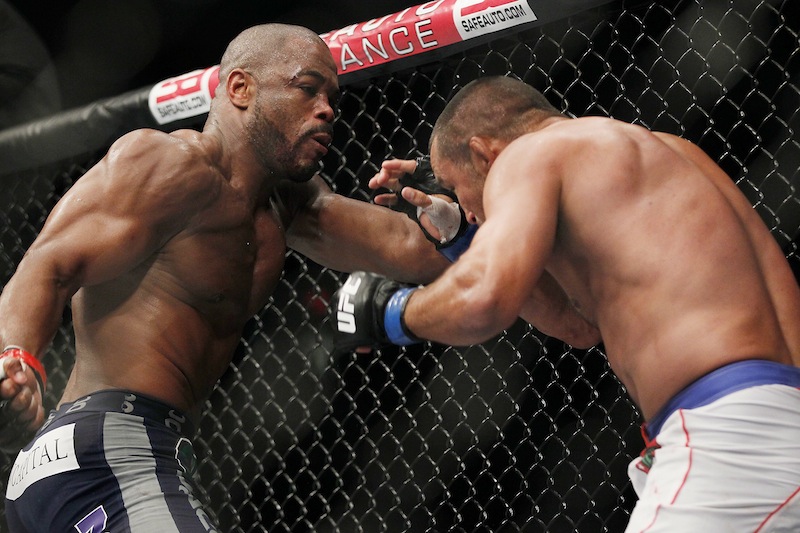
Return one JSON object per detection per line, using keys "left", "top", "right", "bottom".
{"left": 0, "top": 258, "right": 76, "bottom": 356}
{"left": 288, "top": 193, "right": 450, "bottom": 284}
{"left": 0, "top": 263, "right": 58, "bottom": 450}
{"left": 402, "top": 260, "right": 519, "bottom": 345}
{"left": 399, "top": 267, "right": 600, "bottom": 348}
{"left": 330, "top": 268, "right": 513, "bottom": 352}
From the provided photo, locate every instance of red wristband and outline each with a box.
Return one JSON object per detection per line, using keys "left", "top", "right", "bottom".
{"left": 1, "top": 346, "right": 47, "bottom": 392}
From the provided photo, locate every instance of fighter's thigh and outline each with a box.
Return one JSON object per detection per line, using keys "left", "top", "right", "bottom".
{"left": 98, "top": 412, "right": 218, "bottom": 532}
{"left": 5, "top": 413, "right": 128, "bottom": 531}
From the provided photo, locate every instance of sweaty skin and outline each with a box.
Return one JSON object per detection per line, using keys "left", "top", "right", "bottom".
{"left": 406, "top": 114, "right": 800, "bottom": 420}
{"left": 369, "top": 157, "right": 600, "bottom": 346}
{"left": 0, "top": 25, "right": 448, "bottom": 432}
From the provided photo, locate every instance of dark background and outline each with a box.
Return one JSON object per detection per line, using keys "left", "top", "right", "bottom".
{"left": 1, "top": 0, "right": 419, "bottom": 127}
{"left": 1, "top": 1, "right": 798, "bottom": 531}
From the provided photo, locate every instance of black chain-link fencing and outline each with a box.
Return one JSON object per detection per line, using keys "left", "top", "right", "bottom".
{"left": 0, "top": 0, "right": 798, "bottom": 531}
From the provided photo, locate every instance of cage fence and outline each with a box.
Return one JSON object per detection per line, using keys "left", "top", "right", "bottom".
{"left": 0, "top": 0, "right": 798, "bottom": 532}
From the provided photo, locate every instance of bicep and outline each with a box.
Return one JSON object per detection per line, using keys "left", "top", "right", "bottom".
{"left": 28, "top": 134, "right": 192, "bottom": 288}
{"left": 29, "top": 172, "right": 167, "bottom": 289}
{"left": 474, "top": 145, "right": 599, "bottom": 344}
{"left": 476, "top": 142, "right": 562, "bottom": 307}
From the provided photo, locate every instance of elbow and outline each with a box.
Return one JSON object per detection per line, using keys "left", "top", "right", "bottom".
{"left": 562, "top": 322, "right": 602, "bottom": 349}
{"left": 20, "top": 250, "right": 84, "bottom": 296}
{"left": 459, "top": 286, "right": 520, "bottom": 342}
{"left": 568, "top": 329, "right": 602, "bottom": 350}
{"left": 388, "top": 230, "right": 450, "bottom": 284}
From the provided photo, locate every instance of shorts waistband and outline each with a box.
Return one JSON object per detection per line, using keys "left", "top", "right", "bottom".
{"left": 645, "top": 360, "right": 800, "bottom": 439}
{"left": 51, "top": 389, "right": 195, "bottom": 437}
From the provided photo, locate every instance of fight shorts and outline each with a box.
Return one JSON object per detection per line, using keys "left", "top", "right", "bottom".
{"left": 625, "top": 360, "right": 800, "bottom": 532}
{"left": 5, "top": 390, "right": 219, "bottom": 532}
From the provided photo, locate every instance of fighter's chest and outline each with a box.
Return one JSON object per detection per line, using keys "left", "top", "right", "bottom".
{"left": 171, "top": 208, "right": 286, "bottom": 314}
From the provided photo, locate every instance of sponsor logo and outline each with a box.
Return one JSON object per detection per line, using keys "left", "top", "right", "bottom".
{"left": 635, "top": 441, "right": 661, "bottom": 474}
{"left": 166, "top": 409, "right": 186, "bottom": 434}
{"left": 322, "top": 3, "right": 446, "bottom": 73}
{"left": 148, "top": 66, "right": 220, "bottom": 125}
{"left": 74, "top": 505, "right": 108, "bottom": 533}
{"left": 175, "top": 437, "right": 197, "bottom": 476}
{"left": 6, "top": 423, "right": 80, "bottom": 500}
{"left": 454, "top": 0, "right": 537, "bottom": 39}
{"left": 336, "top": 276, "right": 363, "bottom": 333}
{"left": 320, "top": 0, "right": 537, "bottom": 75}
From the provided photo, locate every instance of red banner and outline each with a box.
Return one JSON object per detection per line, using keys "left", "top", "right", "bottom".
{"left": 320, "top": 0, "right": 538, "bottom": 76}
{"left": 146, "top": 1, "right": 538, "bottom": 125}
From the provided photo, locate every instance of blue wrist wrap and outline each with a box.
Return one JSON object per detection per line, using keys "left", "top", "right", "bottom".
{"left": 383, "top": 287, "right": 420, "bottom": 345}
{"left": 440, "top": 224, "right": 478, "bottom": 262}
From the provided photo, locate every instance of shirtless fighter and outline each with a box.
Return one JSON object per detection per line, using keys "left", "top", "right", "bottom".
{"left": 0, "top": 24, "right": 450, "bottom": 532}
{"left": 333, "top": 76, "right": 800, "bottom": 531}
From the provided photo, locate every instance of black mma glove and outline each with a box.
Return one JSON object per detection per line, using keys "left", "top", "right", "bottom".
{"left": 331, "top": 271, "right": 421, "bottom": 353}
{"left": 384, "top": 155, "right": 477, "bottom": 262}
{"left": 397, "top": 156, "right": 457, "bottom": 201}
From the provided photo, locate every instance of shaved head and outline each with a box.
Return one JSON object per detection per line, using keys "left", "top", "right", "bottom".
{"left": 431, "top": 76, "right": 561, "bottom": 165}
{"left": 218, "top": 24, "right": 327, "bottom": 85}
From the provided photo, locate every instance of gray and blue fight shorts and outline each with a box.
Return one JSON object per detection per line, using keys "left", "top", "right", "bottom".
{"left": 5, "top": 390, "right": 218, "bottom": 532}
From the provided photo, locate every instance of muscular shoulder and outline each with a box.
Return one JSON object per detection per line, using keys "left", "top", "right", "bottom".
{"left": 101, "top": 128, "right": 223, "bottom": 211}
{"left": 108, "top": 129, "right": 217, "bottom": 178}
{"left": 499, "top": 118, "right": 630, "bottom": 170}
{"left": 535, "top": 117, "right": 646, "bottom": 154}
{"left": 523, "top": 118, "right": 666, "bottom": 180}
{"left": 490, "top": 119, "right": 605, "bottom": 185}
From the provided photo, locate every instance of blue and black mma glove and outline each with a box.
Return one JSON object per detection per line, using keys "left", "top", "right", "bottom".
{"left": 385, "top": 155, "right": 477, "bottom": 262}
{"left": 330, "top": 271, "right": 421, "bottom": 353}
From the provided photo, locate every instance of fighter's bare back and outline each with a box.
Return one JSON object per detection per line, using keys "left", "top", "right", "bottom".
{"left": 415, "top": 114, "right": 800, "bottom": 420}
{"left": 517, "top": 117, "right": 800, "bottom": 417}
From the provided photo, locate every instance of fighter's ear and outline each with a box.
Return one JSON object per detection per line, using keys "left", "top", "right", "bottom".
{"left": 468, "top": 136, "right": 499, "bottom": 175}
{"left": 226, "top": 68, "right": 253, "bottom": 109}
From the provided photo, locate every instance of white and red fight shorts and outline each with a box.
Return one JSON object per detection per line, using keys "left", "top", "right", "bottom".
{"left": 625, "top": 360, "right": 800, "bottom": 532}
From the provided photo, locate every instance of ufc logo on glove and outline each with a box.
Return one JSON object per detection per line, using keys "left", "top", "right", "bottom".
{"left": 330, "top": 271, "right": 421, "bottom": 352}
{"left": 336, "top": 275, "right": 362, "bottom": 333}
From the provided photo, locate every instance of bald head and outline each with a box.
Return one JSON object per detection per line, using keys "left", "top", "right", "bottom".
{"left": 218, "top": 24, "right": 327, "bottom": 87}
{"left": 431, "top": 76, "right": 561, "bottom": 164}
